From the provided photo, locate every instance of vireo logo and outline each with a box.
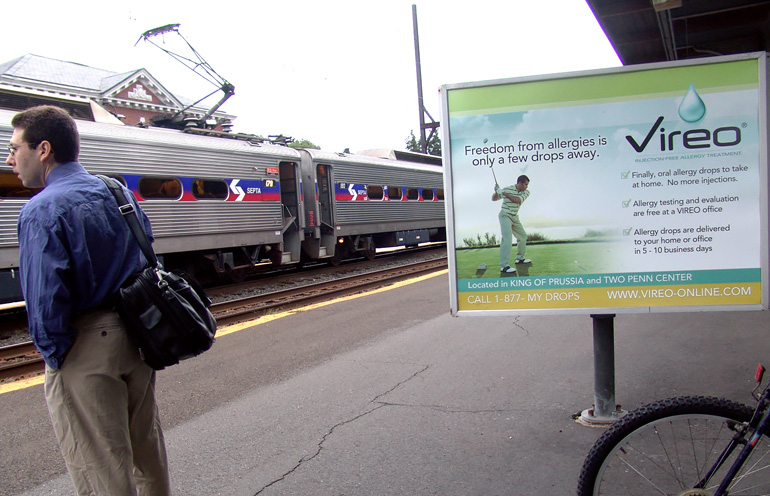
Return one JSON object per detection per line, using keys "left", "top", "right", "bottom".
{"left": 678, "top": 83, "right": 706, "bottom": 123}
{"left": 625, "top": 83, "right": 741, "bottom": 153}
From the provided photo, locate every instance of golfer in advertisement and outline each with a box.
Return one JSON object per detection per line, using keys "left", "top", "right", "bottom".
{"left": 493, "top": 174, "right": 531, "bottom": 274}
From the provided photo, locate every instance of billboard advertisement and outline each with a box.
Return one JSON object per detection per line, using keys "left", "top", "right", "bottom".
{"left": 441, "top": 53, "right": 768, "bottom": 315}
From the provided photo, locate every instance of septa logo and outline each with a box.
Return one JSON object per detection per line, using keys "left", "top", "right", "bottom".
{"left": 229, "top": 179, "right": 245, "bottom": 201}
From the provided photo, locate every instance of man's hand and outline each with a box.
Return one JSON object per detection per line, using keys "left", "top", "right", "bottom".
{"left": 494, "top": 185, "right": 502, "bottom": 196}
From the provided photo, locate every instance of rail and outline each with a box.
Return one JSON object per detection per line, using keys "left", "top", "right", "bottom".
{"left": 0, "top": 257, "right": 447, "bottom": 383}
{"left": 213, "top": 257, "right": 447, "bottom": 327}
{"left": 0, "top": 342, "right": 43, "bottom": 383}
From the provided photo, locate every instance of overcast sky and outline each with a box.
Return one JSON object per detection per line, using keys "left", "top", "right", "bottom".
{"left": 1, "top": 0, "right": 621, "bottom": 153}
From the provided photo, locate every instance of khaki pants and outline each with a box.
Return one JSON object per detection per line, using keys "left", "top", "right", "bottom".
{"left": 499, "top": 210, "right": 527, "bottom": 268}
{"left": 44, "top": 311, "right": 171, "bottom": 496}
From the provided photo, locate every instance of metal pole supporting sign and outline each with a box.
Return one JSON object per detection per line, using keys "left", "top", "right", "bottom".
{"left": 580, "top": 314, "right": 626, "bottom": 425}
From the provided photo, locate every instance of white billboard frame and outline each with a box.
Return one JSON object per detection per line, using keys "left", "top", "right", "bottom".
{"left": 441, "top": 52, "right": 769, "bottom": 317}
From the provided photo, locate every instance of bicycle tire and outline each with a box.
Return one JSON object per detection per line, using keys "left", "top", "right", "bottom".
{"left": 576, "top": 395, "right": 770, "bottom": 496}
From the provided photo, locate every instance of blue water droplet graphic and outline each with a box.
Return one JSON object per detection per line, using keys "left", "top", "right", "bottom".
{"left": 678, "top": 83, "right": 706, "bottom": 123}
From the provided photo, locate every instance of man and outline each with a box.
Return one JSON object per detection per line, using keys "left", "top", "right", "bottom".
{"left": 493, "top": 174, "right": 531, "bottom": 274}
{"left": 7, "top": 105, "right": 170, "bottom": 495}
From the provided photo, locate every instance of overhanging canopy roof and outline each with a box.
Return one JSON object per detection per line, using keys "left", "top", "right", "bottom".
{"left": 586, "top": 0, "right": 770, "bottom": 65}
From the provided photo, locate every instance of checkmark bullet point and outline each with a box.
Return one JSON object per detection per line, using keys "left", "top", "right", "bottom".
{"left": 623, "top": 227, "right": 633, "bottom": 236}
{"left": 621, "top": 171, "right": 631, "bottom": 179}
{"left": 622, "top": 199, "right": 632, "bottom": 207}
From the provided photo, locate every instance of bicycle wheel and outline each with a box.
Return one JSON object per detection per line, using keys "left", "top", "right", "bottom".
{"left": 577, "top": 396, "right": 770, "bottom": 496}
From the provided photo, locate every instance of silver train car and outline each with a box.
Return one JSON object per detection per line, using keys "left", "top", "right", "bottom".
{"left": 298, "top": 148, "right": 445, "bottom": 264}
{"left": 0, "top": 109, "right": 445, "bottom": 303}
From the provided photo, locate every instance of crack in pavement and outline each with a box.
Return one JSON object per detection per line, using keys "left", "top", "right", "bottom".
{"left": 373, "top": 402, "right": 519, "bottom": 415}
{"left": 253, "top": 364, "right": 431, "bottom": 495}
{"left": 510, "top": 315, "right": 529, "bottom": 335}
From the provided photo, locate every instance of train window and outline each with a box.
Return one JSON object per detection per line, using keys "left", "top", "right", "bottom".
{"left": 0, "top": 172, "right": 41, "bottom": 198}
{"left": 387, "top": 186, "right": 402, "bottom": 200}
{"left": 192, "top": 178, "right": 228, "bottom": 200}
{"left": 436, "top": 189, "right": 444, "bottom": 200}
{"left": 406, "top": 188, "right": 420, "bottom": 201}
{"left": 367, "top": 185, "right": 384, "bottom": 200}
{"left": 422, "top": 188, "right": 434, "bottom": 201}
{"left": 138, "top": 176, "right": 182, "bottom": 200}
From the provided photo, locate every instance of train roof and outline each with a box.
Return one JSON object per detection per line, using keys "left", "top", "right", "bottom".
{"left": 357, "top": 148, "right": 442, "bottom": 167}
{"left": 0, "top": 109, "right": 443, "bottom": 170}
{"left": 0, "top": 108, "right": 301, "bottom": 160}
{"left": 302, "top": 148, "right": 443, "bottom": 174}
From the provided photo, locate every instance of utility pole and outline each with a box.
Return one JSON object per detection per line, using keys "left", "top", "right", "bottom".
{"left": 412, "top": 4, "right": 439, "bottom": 154}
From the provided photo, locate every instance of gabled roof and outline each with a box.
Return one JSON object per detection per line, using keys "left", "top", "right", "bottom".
{"left": 99, "top": 68, "right": 183, "bottom": 109}
{"left": 99, "top": 70, "right": 137, "bottom": 93}
{"left": 0, "top": 54, "right": 119, "bottom": 92}
{"left": 0, "top": 54, "right": 232, "bottom": 119}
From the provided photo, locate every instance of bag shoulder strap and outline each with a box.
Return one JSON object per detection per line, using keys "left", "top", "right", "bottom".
{"left": 96, "top": 175, "right": 159, "bottom": 268}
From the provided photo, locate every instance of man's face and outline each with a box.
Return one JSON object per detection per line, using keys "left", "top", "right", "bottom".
{"left": 6, "top": 128, "right": 45, "bottom": 188}
{"left": 516, "top": 180, "right": 529, "bottom": 193}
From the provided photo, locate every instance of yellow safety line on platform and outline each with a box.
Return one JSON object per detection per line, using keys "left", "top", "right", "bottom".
{"left": 0, "top": 269, "right": 447, "bottom": 395}
{"left": 0, "top": 374, "right": 44, "bottom": 394}
{"left": 216, "top": 269, "right": 446, "bottom": 337}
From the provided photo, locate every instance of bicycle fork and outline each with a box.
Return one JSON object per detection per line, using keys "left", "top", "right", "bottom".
{"left": 712, "top": 403, "right": 770, "bottom": 495}
{"left": 699, "top": 367, "right": 770, "bottom": 495}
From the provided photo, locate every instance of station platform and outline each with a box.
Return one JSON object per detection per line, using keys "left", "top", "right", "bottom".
{"left": 4, "top": 271, "right": 770, "bottom": 495}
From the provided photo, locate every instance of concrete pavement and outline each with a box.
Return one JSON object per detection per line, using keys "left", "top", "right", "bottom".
{"left": 19, "top": 273, "right": 770, "bottom": 495}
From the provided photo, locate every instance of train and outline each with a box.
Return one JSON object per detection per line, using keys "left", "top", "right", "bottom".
{"left": 0, "top": 108, "right": 445, "bottom": 304}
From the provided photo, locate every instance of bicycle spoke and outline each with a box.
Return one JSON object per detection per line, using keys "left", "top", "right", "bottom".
{"left": 577, "top": 397, "right": 769, "bottom": 496}
{"left": 657, "top": 422, "right": 686, "bottom": 490}
{"left": 724, "top": 440, "right": 770, "bottom": 495}
{"left": 618, "top": 440, "right": 687, "bottom": 490}
{"left": 615, "top": 453, "right": 670, "bottom": 496}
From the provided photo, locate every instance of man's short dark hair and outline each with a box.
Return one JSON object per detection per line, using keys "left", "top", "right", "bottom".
{"left": 11, "top": 105, "right": 79, "bottom": 163}
{"left": 517, "top": 174, "right": 530, "bottom": 184}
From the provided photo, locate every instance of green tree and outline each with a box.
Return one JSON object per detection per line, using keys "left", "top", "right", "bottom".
{"left": 406, "top": 131, "right": 420, "bottom": 152}
{"left": 405, "top": 130, "right": 441, "bottom": 156}
{"left": 288, "top": 139, "right": 320, "bottom": 149}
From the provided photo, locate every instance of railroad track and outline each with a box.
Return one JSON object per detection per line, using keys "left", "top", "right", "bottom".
{"left": 212, "top": 257, "right": 446, "bottom": 326}
{"left": 205, "top": 243, "right": 446, "bottom": 299}
{"left": 0, "top": 341, "right": 43, "bottom": 383}
{"left": 0, "top": 258, "right": 446, "bottom": 384}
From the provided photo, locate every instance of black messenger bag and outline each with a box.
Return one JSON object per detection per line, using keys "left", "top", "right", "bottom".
{"left": 97, "top": 175, "right": 216, "bottom": 370}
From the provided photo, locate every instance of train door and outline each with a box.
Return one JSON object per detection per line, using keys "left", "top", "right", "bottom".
{"left": 279, "top": 161, "right": 302, "bottom": 264}
{"left": 316, "top": 163, "right": 337, "bottom": 258}
{"left": 317, "top": 164, "right": 333, "bottom": 229}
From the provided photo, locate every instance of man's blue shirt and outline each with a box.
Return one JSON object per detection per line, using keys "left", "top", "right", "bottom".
{"left": 18, "top": 162, "right": 153, "bottom": 369}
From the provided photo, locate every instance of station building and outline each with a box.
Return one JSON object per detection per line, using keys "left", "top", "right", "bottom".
{"left": 0, "top": 53, "right": 234, "bottom": 130}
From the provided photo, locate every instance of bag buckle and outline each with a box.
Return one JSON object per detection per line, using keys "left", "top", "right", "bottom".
{"left": 119, "top": 203, "right": 135, "bottom": 216}
{"left": 153, "top": 267, "right": 168, "bottom": 289}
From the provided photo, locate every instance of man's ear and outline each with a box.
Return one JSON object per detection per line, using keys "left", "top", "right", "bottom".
{"left": 38, "top": 140, "right": 54, "bottom": 162}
